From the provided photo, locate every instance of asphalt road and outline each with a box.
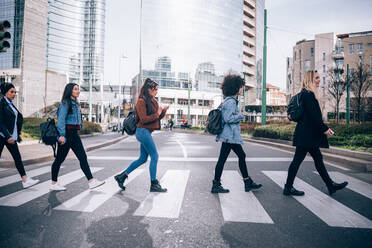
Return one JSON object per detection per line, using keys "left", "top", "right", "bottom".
{"left": 0, "top": 131, "right": 371, "bottom": 248}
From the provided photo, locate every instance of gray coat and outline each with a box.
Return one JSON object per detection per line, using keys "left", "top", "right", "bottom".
{"left": 216, "top": 96, "right": 244, "bottom": 144}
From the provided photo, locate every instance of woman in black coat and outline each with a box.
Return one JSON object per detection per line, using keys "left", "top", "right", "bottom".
{"left": 0, "top": 83, "right": 39, "bottom": 188}
{"left": 284, "top": 70, "right": 348, "bottom": 196}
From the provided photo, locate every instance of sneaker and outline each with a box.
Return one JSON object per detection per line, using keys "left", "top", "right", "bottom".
{"left": 22, "top": 177, "right": 40, "bottom": 189}
{"left": 50, "top": 182, "right": 66, "bottom": 191}
{"left": 89, "top": 179, "right": 105, "bottom": 189}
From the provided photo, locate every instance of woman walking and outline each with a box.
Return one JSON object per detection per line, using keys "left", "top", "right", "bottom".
{"left": 50, "top": 83, "right": 104, "bottom": 191}
{"left": 114, "top": 78, "right": 168, "bottom": 192}
{"left": 0, "top": 83, "right": 39, "bottom": 188}
{"left": 211, "top": 75, "right": 262, "bottom": 193}
{"left": 284, "top": 70, "right": 348, "bottom": 196}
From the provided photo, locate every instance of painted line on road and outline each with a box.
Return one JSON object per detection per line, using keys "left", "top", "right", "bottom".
{"left": 134, "top": 170, "right": 190, "bottom": 218}
{"left": 0, "top": 167, "right": 102, "bottom": 207}
{"left": 175, "top": 139, "right": 188, "bottom": 158}
{"left": 0, "top": 168, "right": 8, "bottom": 172}
{"left": 263, "top": 171, "right": 372, "bottom": 229}
{"left": 219, "top": 171, "right": 273, "bottom": 224}
{"left": 314, "top": 171, "right": 372, "bottom": 199}
{"left": 54, "top": 169, "right": 145, "bottom": 212}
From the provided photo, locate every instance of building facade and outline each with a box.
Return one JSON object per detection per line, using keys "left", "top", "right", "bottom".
{"left": 266, "top": 83, "right": 286, "bottom": 106}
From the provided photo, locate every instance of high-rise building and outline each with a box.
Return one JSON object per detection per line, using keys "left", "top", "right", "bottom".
{"left": 194, "top": 62, "right": 223, "bottom": 92}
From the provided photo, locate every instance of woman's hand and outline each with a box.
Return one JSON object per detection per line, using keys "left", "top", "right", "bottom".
{"left": 7, "top": 137, "right": 15, "bottom": 144}
{"left": 324, "top": 129, "right": 334, "bottom": 136}
{"left": 163, "top": 105, "right": 169, "bottom": 112}
{"left": 58, "top": 136, "right": 66, "bottom": 145}
{"left": 157, "top": 106, "right": 163, "bottom": 115}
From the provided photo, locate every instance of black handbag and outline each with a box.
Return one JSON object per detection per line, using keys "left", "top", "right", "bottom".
{"left": 122, "top": 111, "right": 137, "bottom": 135}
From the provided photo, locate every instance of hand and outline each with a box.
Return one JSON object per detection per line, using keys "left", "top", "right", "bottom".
{"left": 324, "top": 129, "right": 334, "bottom": 136}
{"left": 58, "top": 136, "right": 66, "bottom": 145}
{"left": 7, "top": 138, "right": 15, "bottom": 144}
{"left": 163, "top": 105, "right": 169, "bottom": 111}
{"left": 157, "top": 106, "right": 163, "bottom": 115}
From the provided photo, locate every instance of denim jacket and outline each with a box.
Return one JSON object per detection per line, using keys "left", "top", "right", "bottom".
{"left": 57, "top": 100, "right": 82, "bottom": 136}
{"left": 216, "top": 96, "right": 244, "bottom": 144}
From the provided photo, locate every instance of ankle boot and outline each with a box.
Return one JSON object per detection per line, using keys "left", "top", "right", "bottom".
{"left": 114, "top": 172, "right": 128, "bottom": 190}
{"left": 150, "top": 179, "right": 167, "bottom": 192}
{"left": 244, "top": 177, "right": 262, "bottom": 192}
{"left": 283, "top": 186, "right": 304, "bottom": 196}
{"left": 327, "top": 181, "right": 348, "bottom": 195}
{"left": 211, "top": 179, "right": 229, "bottom": 193}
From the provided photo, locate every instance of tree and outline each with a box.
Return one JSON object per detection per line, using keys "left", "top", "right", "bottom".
{"left": 349, "top": 63, "right": 371, "bottom": 123}
{"left": 327, "top": 65, "right": 346, "bottom": 123}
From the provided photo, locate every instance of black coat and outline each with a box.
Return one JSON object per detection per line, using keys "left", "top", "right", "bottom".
{"left": 293, "top": 89, "right": 329, "bottom": 148}
{"left": 0, "top": 97, "right": 23, "bottom": 141}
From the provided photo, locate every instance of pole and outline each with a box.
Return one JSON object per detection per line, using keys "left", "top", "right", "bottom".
{"left": 261, "top": 9, "right": 267, "bottom": 125}
{"left": 187, "top": 76, "right": 191, "bottom": 123}
{"left": 88, "top": 74, "right": 92, "bottom": 122}
{"left": 118, "top": 55, "right": 121, "bottom": 128}
{"left": 136, "top": 0, "right": 143, "bottom": 105}
{"left": 346, "top": 64, "right": 350, "bottom": 124}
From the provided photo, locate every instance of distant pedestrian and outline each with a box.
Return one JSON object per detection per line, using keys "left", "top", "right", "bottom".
{"left": 0, "top": 83, "right": 39, "bottom": 188}
{"left": 50, "top": 83, "right": 105, "bottom": 191}
{"left": 212, "top": 74, "right": 262, "bottom": 193}
{"left": 168, "top": 118, "right": 174, "bottom": 131}
{"left": 284, "top": 70, "right": 347, "bottom": 196}
{"left": 114, "top": 78, "right": 169, "bottom": 192}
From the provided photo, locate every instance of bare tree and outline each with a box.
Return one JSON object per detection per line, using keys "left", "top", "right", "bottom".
{"left": 349, "top": 63, "right": 371, "bottom": 123}
{"left": 327, "top": 64, "right": 346, "bottom": 123}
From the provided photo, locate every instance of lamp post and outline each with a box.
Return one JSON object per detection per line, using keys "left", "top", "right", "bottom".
{"left": 118, "top": 54, "right": 128, "bottom": 129}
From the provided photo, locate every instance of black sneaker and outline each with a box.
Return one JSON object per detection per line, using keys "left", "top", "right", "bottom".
{"left": 150, "top": 180, "right": 167, "bottom": 192}
{"left": 114, "top": 172, "right": 128, "bottom": 190}
{"left": 244, "top": 177, "right": 262, "bottom": 192}
{"left": 211, "top": 180, "right": 229, "bottom": 193}
{"left": 283, "top": 186, "right": 305, "bottom": 196}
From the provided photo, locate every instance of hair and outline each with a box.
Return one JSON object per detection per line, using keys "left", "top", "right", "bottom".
{"left": 221, "top": 74, "right": 245, "bottom": 97}
{"left": 301, "top": 70, "right": 319, "bottom": 99}
{"left": 138, "top": 78, "right": 159, "bottom": 115}
{"left": 0, "top": 82, "right": 15, "bottom": 96}
{"left": 61, "top": 83, "right": 79, "bottom": 114}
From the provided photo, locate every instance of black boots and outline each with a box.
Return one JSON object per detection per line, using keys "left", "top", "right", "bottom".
{"left": 150, "top": 179, "right": 167, "bottom": 192}
{"left": 211, "top": 179, "right": 229, "bottom": 193}
{"left": 114, "top": 172, "right": 128, "bottom": 190}
{"left": 327, "top": 181, "right": 348, "bottom": 195}
{"left": 244, "top": 177, "right": 262, "bottom": 192}
{"left": 283, "top": 186, "right": 305, "bottom": 196}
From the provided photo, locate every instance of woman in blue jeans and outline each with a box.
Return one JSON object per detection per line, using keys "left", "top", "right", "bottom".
{"left": 115, "top": 78, "right": 168, "bottom": 192}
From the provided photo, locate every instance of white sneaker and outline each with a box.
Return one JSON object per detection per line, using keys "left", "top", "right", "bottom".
{"left": 22, "top": 177, "right": 40, "bottom": 189}
{"left": 50, "top": 183, "right": 66, "bottom": 191}
{"left": 89, "top": 179, "right": 105, "bottom": 189}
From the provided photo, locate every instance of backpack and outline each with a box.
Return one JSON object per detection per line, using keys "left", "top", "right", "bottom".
{"left": 40, "top": 118, "right": 59, "bottom": 157}
{"left": 206, "top": 104, "right": 223, "bottom": 135}
{"left": 122, "top": 111, "right": 137, "bottom": 135}
{"left": 287, "top": 92, "right": 304, "bottom": 122}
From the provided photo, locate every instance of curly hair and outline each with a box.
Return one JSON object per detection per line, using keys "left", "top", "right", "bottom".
{"left": 221, "top": 74, "right": 245, "bottom": 97}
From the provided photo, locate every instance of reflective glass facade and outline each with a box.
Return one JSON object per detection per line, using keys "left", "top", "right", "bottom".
{"left": 255, "top": 0, "right": 265, "bottom": 100}
{"left": 141, "top": 0, "right": 243, "bottom": 80}
{"left": 47, "top": 0, "right": 105, "bottom": 87}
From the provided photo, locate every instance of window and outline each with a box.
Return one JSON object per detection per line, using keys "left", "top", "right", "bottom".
{"left": 358, "top": 43, "right": 363, "bottom": 53}
{"left": 323, "top": 77, "right": 326, "bottom": 85}
{"left": 305, "top": 60, "right": 311, "bottom": 71}
{"left": 349, "top": 44, "right": 354, "bottom": 54}
{"left": 368, "top": 43, "right": 372, "bottom": 47}
{"left": 370, "top": 68, "right": 372, "bottom": 78}
{"left": 350, "top": 68, "right": 355, "bottom": 75}
{"left": 370, "top": 55, "right": 372, "bottom": 65}
{"left": 359, "top": 56, "right": 362, "bottom": 65}
{"left": 294, "top": 51, "right": 296, "bottom": 60}
{"left": 323, "top": 65, "right": 326, "bottom": 73}
{"left": 310, "top": 48, "right": 314, "bottom": 57}
{"left": 299, "top": 49, "right": 301, "bottom": 60}
{"left": 322, "top": 52, "right": 326, "bottom": 61}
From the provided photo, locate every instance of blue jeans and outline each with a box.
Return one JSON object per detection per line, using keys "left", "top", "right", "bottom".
{"left": 125, "top": 128, "right": 159, "bottom": 180}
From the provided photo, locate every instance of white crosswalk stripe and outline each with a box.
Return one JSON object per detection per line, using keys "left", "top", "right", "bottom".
{"left": 134, "top": 170, "right": 190, "bottom": 218}
{"left": 219, "top": 171, "right": 273, "bottom": 223}
{"left": 54, "top": 169, "right": 145, "bottom": 212}
{"left": 0, "top": 166, "right": 58, "bottom": 187}
{"left": 0, "top": 167, "right": 103, "bottom": 207}
{"left": 263, "top": 171, "right": 372, "bottom": 229}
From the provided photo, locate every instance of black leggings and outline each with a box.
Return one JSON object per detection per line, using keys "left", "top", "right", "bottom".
{"left": 51, "top": 129, "right": 93, "bottom": 182}
{"left": 0, "top": 136, "right": 26, "bottom": 177}
{"left": 214, "top": 142, "right": 249, "bottom": 181}
{"left": 285, "top": 146, "right": 333, "bottom": 188}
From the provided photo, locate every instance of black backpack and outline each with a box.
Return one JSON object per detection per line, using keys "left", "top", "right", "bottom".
{"left": 40, "top": 118, "right": 59, "bottom": 157}
{"left": 206, "top": 104, "right": 223, "bottom": 135}
{"left": 122, "top": 111, "right": 137, "bottom": 135}
{"left": 287, "top": 92, "right": 304, "bottom": 122}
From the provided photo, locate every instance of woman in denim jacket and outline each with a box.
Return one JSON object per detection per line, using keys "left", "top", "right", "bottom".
{"left": 49, "top": 83, "right": 105, "bottom": 191}
{"left": 212, "top": 75, "right": 262, "bottom": 193}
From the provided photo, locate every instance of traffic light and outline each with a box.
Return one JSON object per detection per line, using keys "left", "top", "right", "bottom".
{"left": 0, "top": 20, "right": 11, "bottom": 53}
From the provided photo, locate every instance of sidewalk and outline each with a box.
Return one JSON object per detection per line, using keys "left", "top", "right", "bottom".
{"left": 0, "top": 132, "right": 127, "bottom": 167}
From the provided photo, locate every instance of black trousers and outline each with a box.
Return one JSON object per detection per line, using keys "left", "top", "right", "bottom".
{"left": 214, "top": 142, "right": 249, "bottom": 181}
{"left": 285, "top": 146, "right": 333, "bottom": 188}
{"left": 51, "top": 129, "right": 93, "bottom": 182}
{"left": 0, "top": 136, "right": 26, "bottom": 177}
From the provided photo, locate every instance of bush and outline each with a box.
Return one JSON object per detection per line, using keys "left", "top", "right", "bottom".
{"left": 79, "top": 121, "right": 102, "bottom": 134}
{"left": 240, "top": 122, "right": 260, "bottom": 134}
{"left": 253, "top": 124, "right": 295, "bottom": 141}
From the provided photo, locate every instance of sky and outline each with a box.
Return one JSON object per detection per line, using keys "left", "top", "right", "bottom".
{"left": 104, "top": 0, "right": 372, "bottom": 91}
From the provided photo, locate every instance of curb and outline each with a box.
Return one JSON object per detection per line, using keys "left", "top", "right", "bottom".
{"left": 0, "top": 135, "right": 128, "bottom": 167}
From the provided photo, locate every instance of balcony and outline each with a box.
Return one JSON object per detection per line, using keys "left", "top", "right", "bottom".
{"left": 332, "top": 51, "right": 344, "bottom": 59}
{"left": 243, "top": 54, "right": 255, "bottom": 66}
{"left": 243, "top": 45, "right": 256, "bottom": 57}
{"left": 243, "top": 36, "right": 255, "bottom": 47}
{"left": 244, "top": 4, "right": 255, "bottom": 18}
{"left": 243, "top": 25, "right": 255, "bottom": 37}
{"left": 243, "top": 64, "right": 255, "bottom": 77}
{"left": 243, "top": 15, "right": 255, "bottom": 28}
{"left": 244, "top": 0, "right": 256, "bottom": 9}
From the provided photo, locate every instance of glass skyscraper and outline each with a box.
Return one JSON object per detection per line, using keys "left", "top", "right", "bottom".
{"left": 47, "top": 0, "right": 105, "bottom": 88}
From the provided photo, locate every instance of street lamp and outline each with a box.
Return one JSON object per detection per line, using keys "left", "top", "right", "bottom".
{"left": 118, "top": 54, "right": 128, "bottom": 130}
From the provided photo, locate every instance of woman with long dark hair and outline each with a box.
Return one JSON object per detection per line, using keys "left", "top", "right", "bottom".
{"left": 50, "top": 83, "right": 104, "bottom": 191}
{"left": 283, "top": 70, "right": 348, "bottom": 196}
{"left": 0, "top": 83, "right": 39, "bottom": 188}
{"left": 114, "top": 78, "right": 169, "bottom": 192}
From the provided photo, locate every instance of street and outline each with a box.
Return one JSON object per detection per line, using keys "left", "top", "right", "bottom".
{"left": 0, "top": 131, "right": 371, "bottom": 248}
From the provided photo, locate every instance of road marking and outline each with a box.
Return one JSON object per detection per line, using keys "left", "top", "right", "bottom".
{"left": 175, "top": 139, "right": 188, "bottom": 158}
{"left": 0, "top": 168, "right": 8, "bottom": 172}
{"left": 219, "top": 171, "right": 273, "bottom": 223}
{"left": 0, "top": 167, "right": 102, "bottom": 207}
{"left": 134, "top": 170, "right": 190, "bottom": 218}
{"left": 263, "top": 171, "right": 372, "bottom": 229}
{"left": 88, "top": 156, "right": 312, "bottom": 162}
{"left": 0, "top": 166, "right": 54, "bottom": 187}
{"left": 54, "top": 169, "right": 144, "bottom": 212}
{"left": 314, "top": 171, "right": 372, "bottom": 199}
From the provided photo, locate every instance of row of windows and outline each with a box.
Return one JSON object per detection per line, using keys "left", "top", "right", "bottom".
{"left": 349, "top": 43, "right": 365, "bottom": 54}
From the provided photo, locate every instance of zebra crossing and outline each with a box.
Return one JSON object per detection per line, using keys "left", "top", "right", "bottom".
{"left": 0, "top": 165, "right": 371, "bottom": 229}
